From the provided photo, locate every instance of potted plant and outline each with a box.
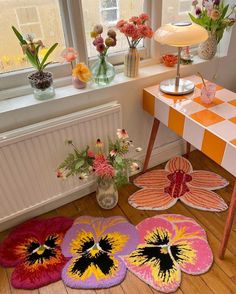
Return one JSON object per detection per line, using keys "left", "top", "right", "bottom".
{"left": 189, "top": 1, "right": 236, "bottom": 59}
{"left": 57, "top": 129, "right": 141, "bottom": 209}
{"left": 12, "top": 26, "right": 58, "bottom": 100}
{"left": 116, "top": 13, "right": 153, "bottom": 77}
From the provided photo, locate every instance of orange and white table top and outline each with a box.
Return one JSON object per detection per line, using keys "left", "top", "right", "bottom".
{"left": 143, "top": 75, "right": 236, "bottom": 177}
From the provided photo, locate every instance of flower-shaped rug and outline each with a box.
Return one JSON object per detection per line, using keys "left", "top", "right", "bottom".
{"left": 123, "top": 214, "right": 213, "bottom": 293}
{"left": 129, "top": 156, "right": 228, "bottom": 212}
{"left": 61, "top": 215, "right": 139, "bottom": 289}
{"left": 0, "top": 216, "right": 73, "bottom": 289}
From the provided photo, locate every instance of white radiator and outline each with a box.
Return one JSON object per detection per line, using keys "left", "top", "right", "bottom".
{"left": 0, "top": 101, "right": 121, "bottom": 230}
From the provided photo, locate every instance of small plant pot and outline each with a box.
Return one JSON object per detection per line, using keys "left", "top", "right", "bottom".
{"left": 28, "top": 71, "right": 55, "bottom": 100}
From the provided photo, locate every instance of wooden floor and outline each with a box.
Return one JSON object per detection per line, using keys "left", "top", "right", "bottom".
{"left": 0, "top": 150, "right": 236, "bottom": 294}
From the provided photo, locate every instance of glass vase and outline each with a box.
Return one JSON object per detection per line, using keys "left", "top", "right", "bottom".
{"left": 198, "top": 32, "right": 217, "bottom": 60}
{"left": 28, "top": 71, "right": 55, "bottom": 100}
{"left": 124, "top": 48, "right": 140, "bottom": 78}
{"left": 90, "top": 54, "right": 115, "bottom": 85}
{"left": 96, "top": 177, "right": 118, "bottom": 209}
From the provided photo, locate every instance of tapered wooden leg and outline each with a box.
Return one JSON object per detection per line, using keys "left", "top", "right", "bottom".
{"left": 143, "top": 118, "right": 160, "bottom": 173}
{"left": 219, "top": 180, "right": 236, "bottom": 259}
{"left": 184, "top": 141, "right": 191, "bottom": 159}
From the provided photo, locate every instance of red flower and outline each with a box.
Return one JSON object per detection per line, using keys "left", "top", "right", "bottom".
{"left": 0, "top": 217, "right": 73, "bottom": 289}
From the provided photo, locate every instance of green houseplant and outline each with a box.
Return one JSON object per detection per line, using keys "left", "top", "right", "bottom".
{"left": 12, "top": 26, "right": 58, "bottom": 100}
{"left": 189, "top": 1, "right": 236, "bottom": 59}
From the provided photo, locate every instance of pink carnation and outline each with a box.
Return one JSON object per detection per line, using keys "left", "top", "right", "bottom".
{"left": 93, "top": 156, "right": 115, "bottom": 178}
{"left": 138, "top": 25, "right": 154, "bottom": 38}
{"left": 139, "top": 13, "right": 149, "bottom": 22}
{"left": 116, "top": 19, "right": 127, "bottom": 29}
{"left": 122, "top": 23, "right": 136, "bottom": 38}
{"left": 129, "top": 16, "right": 142, "bottom": 25}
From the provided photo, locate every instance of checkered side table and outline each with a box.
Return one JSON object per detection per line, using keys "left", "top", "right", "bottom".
{"left": 143, "top": 75, "right": 236, "bottom": 259}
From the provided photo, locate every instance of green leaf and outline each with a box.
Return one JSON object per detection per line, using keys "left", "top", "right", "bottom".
{"left": 75, "top": 159, "right": 85, "bottom": 170}
{"left": 115, "top": 156, "right": 123, "bottom": 164}
{"left": 220, "top": 4, "right": 229, "bottom": 20}
{"left": 12, "top": 26, "right": 27, "bottom": 45}
{"left": 42, "top": 62, "right": 52, "bottom": 70}
{"left": 39, "top": 43, "right": 58, "bottom": 70}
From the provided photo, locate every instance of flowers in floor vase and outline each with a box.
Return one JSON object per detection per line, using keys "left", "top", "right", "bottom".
{"left": 123, "top": 214, "right": 213, "bottom": 293}
{"left": 129, "top": 156, "right": 228, "bottom": 212}
{"left": 116, "top": 13, "right": 153, "bottom": 48}
{"left": 189, "top": 0, "right": 236, "bottom": 43}
{"left": 61, "top": 216, "right": 139, "bottom": 288}
{"left": 0, "top": 217, "right": 73, "bottom": 289}
{"left": 57, "top": 128, "right": 141, "bottom": 188}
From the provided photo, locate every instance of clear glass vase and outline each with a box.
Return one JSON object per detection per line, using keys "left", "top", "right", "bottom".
{"left": 90, "top": 54, "right": 115, "bottom": 85}
{"left": 96, "top": 177, "right": 118, "bottom": 209}
{"left": 28, "top": 71, "right": 55, "bottom": 100}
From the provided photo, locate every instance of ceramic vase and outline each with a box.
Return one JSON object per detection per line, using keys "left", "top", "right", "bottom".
{"left": 198, "top": 32, "right": 217, "bottom": 60}
{"left": 124, "top": 48, "right": 140, "bottom": 78}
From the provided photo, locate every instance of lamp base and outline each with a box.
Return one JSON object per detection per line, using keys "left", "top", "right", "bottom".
{"left": 159, "top": 78, "right": 195, "bottom": 95}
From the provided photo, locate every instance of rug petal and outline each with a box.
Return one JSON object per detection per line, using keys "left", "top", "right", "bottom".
{"left": 136, "top": 217, "right": 176, "bottom": 245}
{"left": 189, "top": 170, "right": 229, "bottom": 190}
{"left": 133, "top": 170, "right": 170, "bottom": 188}
{"left": 11, "top": 252, "right": 67, "bottom": 289}
{"left": 124, "top": 245, "right": 181, "bottom": 293}
{"left": 180, "top": 187, "right": 228, "bottom": 212}
{"left": 170, "top": 238, "right": 213, "bottom": 275}
{"left": 61, "top": 224, "right": 97, "bottom": 258}
{"left": 165, "top": 157, "right": 193, "bottom": 173}
{"left": 129, "top": 188, "right": 177, "bottom": 211}
{"left": 62, "top": 253, "right": 126, "bottom": 289}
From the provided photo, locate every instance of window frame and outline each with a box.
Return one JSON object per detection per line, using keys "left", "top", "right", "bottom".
{"left": 0, "top": 0, "right": 162, "bottom": 99}
{"left": 100, "top": 0, "right": 119, "bottom": 26}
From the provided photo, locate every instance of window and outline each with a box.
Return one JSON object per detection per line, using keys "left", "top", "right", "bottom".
{"left": 100, "top": 0, "right": 119, "bottom": 25}
{"left": 162, "top": 0, "right": 192, "bottom": 25}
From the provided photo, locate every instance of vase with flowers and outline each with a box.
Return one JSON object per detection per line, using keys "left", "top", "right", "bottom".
{"left": 57, "top": 128, "right": 141, "bottom": 209}
{"left": 12, "top": 26, "right": 58, "bottom": 100}
{"left": 61, "top": 48, "right": 92, "bottom": 89}
{"left": 90, "top": 25, "right": 116, "bottom": 85}
{"left": 116, "top": 13, "right": 153, "bottom": 77}
{"left": 189, "top": 0, "right": 236, "bottom": 60}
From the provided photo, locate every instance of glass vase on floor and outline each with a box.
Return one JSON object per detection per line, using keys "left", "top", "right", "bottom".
{"left": 96, "top": 177, "right": 118, "bottom": 209}
{"left": 90, "top": 54, "right": 115, "bottom": 85}
{"left": 28, "top": 71, "right": 55, "bottom": 100}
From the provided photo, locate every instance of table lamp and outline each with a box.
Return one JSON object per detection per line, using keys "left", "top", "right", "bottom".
{"left": 154, "top": 22, "right": 208, "bottom": 95}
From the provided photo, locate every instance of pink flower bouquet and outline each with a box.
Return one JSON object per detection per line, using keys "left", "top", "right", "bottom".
{"left": 116, "top": 13, "right": 153, "bottom": 48}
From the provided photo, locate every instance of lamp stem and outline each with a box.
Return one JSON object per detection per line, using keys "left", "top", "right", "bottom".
{"left": 175, "top": 47, "right": 182, "bottom": 87}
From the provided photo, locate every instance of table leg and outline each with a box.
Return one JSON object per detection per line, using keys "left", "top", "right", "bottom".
{"left": 219, "top": 180, "right": 236, "bottom": 259}
{"left": 143, "top": 118, "right": 160, "bottom": 173}
{"left": 184, "top": 141, "right": 191, "bottom": 159}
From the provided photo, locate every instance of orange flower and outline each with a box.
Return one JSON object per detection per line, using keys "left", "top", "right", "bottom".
{"left": 72, "top": 63, "right": 92, "bottom": 82}
{"left": 61, "top": 47, "right": 78, "bottom": 62}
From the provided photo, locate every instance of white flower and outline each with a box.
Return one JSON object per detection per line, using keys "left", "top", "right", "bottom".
{"left": 117, "top": 129, "right": 129, "bottom": 139}
{"left": 130, "top": 162, "right": 140, "bottom": 172}
{"left": 135, "top": 147, "right": 142, "bottom": 152}
{"left": 78, "top": 172, "right": 88, "bottom": 181}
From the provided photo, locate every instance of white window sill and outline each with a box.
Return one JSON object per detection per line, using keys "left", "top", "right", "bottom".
{"left": 0, "top": 55, "right": 215, "bottom": 117}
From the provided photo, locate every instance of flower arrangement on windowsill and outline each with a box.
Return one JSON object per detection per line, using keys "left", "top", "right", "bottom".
{"left": 61, "top": 48, "right": 92, "bottom": 89}
{"left": 12, "top": 26, "right": 58, "bottom": 100}
{"left": 116, "top": 13, "right": 154, "bottom": 77}
{"left": 90, "top": 25, "right": 117, "bottom": 85}
{"left": 189, "top": 0, "right": 236, "bottom": 59}
{"left": 57, "top": 129, "right": 141, "bottom": 209}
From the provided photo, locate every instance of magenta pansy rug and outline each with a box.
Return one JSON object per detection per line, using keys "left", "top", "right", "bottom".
{"left": 61, "top": 216, "right": 139, "bottom": 289}
{"left": 123, "top": 214, "right": 213, "bottom": 293}
{"left": 0, "top": 216, "right": 73, "bottom": 290}
{"left": 129, "top": 156, "right": 228, "bottom": 212}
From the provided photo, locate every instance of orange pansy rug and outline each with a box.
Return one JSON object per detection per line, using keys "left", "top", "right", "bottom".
{"left": 129, "top": 156, "right": 228, "bottom": 212}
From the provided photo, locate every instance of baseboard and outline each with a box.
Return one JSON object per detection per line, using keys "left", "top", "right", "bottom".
{"left": 0, "top": 138, "right": 186, "bottom": 232}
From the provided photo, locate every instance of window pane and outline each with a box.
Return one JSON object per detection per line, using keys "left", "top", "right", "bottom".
{"left": 0, "top": 0, "right": 66, "bottom": 74}
{"left": 82, "top": 0, "right": 144, "bottom": 59}
{"left": 101, "top": 0, "right": 117, "bottom": 9}
{"left": 162, "top": 0, "right": 192, "bottom": 24}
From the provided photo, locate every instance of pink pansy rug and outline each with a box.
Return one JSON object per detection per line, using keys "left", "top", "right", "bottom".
{"left": 0, "top": 217, "right": 73, "bottom": 290}
{"left": 129, "top": 156, "right": 228, "bottom": 212}
{"left": 61, "top": 216, "right": 139, "bottom": 289}
{"left": 123, "top": 214, "right": 213, "bottom": 293}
